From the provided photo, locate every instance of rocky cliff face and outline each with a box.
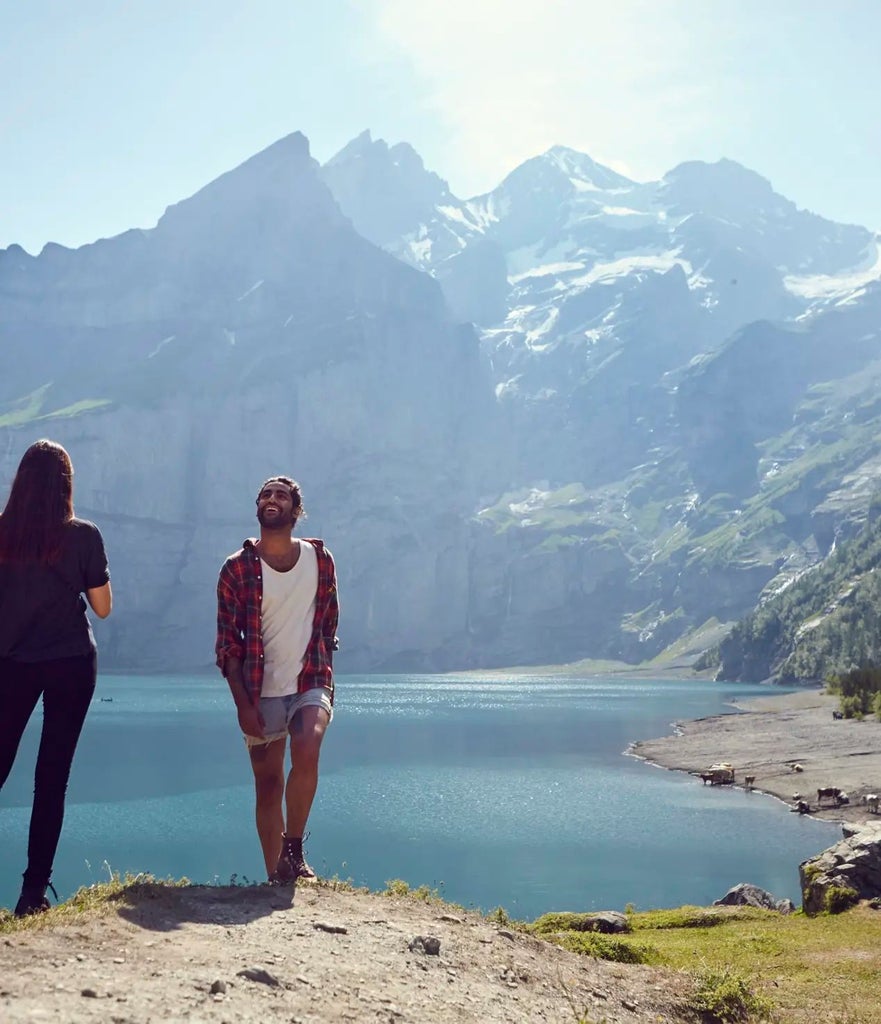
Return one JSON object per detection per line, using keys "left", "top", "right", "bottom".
{"left": 3, "top": 130, "right": 881, "bottom": 674}
{"left": 0, "top": 133, "right": 498, "bottom": 671}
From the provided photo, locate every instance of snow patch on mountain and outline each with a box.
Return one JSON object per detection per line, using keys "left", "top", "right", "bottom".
{"left": 571, "top": 252, "right": 692, "bottom": 288}
{"left": 511, "top": 261, "right": 586, "bottom": 283}
{"left": 784, "top": 239, "right": 881, "bottom": 301}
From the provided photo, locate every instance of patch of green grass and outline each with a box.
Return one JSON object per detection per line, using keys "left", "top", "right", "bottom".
{"left": 0, "top": 383, "right": 51, "bottom": 427}
{"left": 0, "top": 386, "right": 111, "bottom": 428}
{"left": 41, "top": 398, "right": 112, "bottom": 420}
{"left": 318, "top": 874, "right": 367, "bottom": 894}
{"left": 551, "top": 931, "right": 654, "bottom": 964}
{"left": 541, "top": 903, "right": 881, "bottom": 1024}
{"left": 627, "top": 905, "right": 764, "bottom": 930}
{"left": 690, "top": 965, "right": 772, "bottom": 1022}
{"left": 383, "top": 878, "right": 413, "bottom": 897}
{"left": 536, "top": 534, "right": 583, "bottom": 553}
{"left": 824, "top": 885, "right": 860, "bottom": 915}
{"left": 0, "top": 872, "right": 189, "bottom": 934}
{"left": 485, "top": 905, "right": 512, "bottom": 926}
{"left": 382, "top": 879, "right": 442, "bottom": 902}
{"left": 476, "top": 483, "right": 595, "bottom": 535}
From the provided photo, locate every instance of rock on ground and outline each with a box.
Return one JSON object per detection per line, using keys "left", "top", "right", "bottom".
{"left": 800, "top": 822, "right": 881, "bottom": 915}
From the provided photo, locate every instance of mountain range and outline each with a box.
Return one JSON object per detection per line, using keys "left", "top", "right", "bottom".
{"left": 1, "top": 129, "right": 879, "bottom": 676}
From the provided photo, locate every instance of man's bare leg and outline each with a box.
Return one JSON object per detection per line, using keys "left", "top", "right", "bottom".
{"left": 248, "top": 737, "right": 287, "bottom": 876}
{"left": 285, "top": 705, "right": 330, "bottom": 839}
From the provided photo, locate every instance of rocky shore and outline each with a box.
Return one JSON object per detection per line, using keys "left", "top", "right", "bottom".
{"left": 631, "top": 688, "right": 881, "bottom": 824}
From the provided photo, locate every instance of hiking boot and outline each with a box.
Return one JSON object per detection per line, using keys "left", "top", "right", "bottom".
{"left": 14, "top": 881, "right": 57, "bottom": 918}
{"left": 273, "top": 834, "right": 316, "bottom": 882}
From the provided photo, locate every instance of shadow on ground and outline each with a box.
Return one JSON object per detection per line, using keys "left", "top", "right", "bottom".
{"left": 114, "top": 880, "right": 297, "bottom": 932}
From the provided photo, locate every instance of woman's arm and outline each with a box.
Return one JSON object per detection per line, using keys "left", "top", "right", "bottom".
{"left": 86, "top": 581, "right": 112, "bottom": 618}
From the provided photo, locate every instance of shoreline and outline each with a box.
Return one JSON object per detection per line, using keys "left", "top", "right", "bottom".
{"left": 630, "top": 689, "right": 881, "bottom": 825}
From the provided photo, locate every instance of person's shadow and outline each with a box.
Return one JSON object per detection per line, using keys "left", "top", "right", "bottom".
{"left": 114, "top": 878, "right": 302, "bottom": 932}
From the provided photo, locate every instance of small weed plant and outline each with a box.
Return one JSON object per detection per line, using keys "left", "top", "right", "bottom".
{"left": 486, "top": 905, "right": 511, "bottom": 926}
{"left": 383, "top": 879, "right": 441, "bottom": 902}
{"left": 690, "top": 966, "right": 771, "bottom": 1023}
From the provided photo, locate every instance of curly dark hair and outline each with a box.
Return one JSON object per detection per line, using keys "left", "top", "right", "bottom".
{"left": 256, "top": 475, "right": 306, "bottom": 524}
{"left": 0, "top": 439, "right": 74, "bottom": 564}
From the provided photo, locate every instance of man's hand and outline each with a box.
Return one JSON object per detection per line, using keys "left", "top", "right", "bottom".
{"left": 223, "top": 657, "right": 263, "bottom": 738}
{"left": 236, "top": 702, "right": 265, "bottom": 740}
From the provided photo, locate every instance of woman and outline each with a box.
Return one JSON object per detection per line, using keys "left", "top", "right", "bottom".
{"left": 0, "top": 439, "right": 112, "bottom": 917}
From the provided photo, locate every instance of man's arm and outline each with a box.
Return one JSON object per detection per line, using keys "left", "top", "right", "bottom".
{"left": 322, "top": 549, "right": 340, "bottom": 653}
{"left": 216, "top": 563, "right": 264, "bottom": 738}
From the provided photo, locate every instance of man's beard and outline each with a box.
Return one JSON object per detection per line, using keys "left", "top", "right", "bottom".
{"left": 257, "top": 507, "right": 295, "bottom": 529}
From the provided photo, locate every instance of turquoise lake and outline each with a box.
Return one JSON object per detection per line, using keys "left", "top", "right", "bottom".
{"left": 0, "top": 674, "right": 838, "bottom": 918}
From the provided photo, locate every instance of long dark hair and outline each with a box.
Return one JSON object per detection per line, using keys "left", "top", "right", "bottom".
{"left": 0, "top": 439, "right": 74, "bottom": 564}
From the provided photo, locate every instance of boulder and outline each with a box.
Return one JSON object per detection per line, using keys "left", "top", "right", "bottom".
{"left": 800, "top": 822, "right": 881, "bottom": 915}
{"left": 713, "top": 882, "right": 788, "bottom": 912}
{"left": 582, "top": 911, "right": 630, "bottom": 934}
{"left": 531, "top": 910, "right": 630, "bottom": 935}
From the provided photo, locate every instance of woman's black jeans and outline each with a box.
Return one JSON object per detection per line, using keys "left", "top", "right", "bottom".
{"left": 0, "top": 652, "right": 96, "bottom": 889}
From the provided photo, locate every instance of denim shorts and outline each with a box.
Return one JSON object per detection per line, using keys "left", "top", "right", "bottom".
{"left": 243, "top": 687, "right": 333, "bottom": 749}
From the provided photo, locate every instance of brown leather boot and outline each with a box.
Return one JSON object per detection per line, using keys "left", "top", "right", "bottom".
{"left": 275, "top": 834, "right": 316, "bottom": 881}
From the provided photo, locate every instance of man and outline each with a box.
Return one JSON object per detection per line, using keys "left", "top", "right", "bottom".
{"left": 216, "top": 476, "right": 339, "bottom": 882}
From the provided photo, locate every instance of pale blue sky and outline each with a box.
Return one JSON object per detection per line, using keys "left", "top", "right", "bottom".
{"left": 2, "top": 0, "right": 879, "bottom": 254}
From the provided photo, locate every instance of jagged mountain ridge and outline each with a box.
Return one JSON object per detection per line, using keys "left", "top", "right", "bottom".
{"left": 2, "top": 130, "right": 881, "bottom": 674}
{"left": 320, "top": 132, "right": 881, "bottom": 672}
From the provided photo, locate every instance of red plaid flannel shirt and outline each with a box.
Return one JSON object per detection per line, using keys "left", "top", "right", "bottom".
{"left": 215, "top": 538, "right": 339, "bottom": 704}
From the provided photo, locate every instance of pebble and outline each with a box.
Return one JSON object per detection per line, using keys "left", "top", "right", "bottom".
{"left": 209, "top": 980, "right": 227, "bottom": 994}
{"left": 409, "top": 935, "right": 442, "bottom": 955}
{"left": 81, "top": 988, "right": 98, "bottom": 998}
{"left": 235, "top": 967, "right": 280, "bottom": 987}
{"left": 313, "top": 921, "right": 348, "bottom": 934}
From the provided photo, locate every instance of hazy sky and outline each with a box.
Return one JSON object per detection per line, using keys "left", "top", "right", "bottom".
{"left": 3, "top": 0, "right": 880, "bottom": 253}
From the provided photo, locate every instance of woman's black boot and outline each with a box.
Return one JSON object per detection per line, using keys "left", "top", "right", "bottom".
{"left": 13, "top": 880, "right": 56, "bottom": 918}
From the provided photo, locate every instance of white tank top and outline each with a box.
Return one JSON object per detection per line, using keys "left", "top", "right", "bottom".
{"left": 260, "top": 541, "right": 319, "bottom": 697}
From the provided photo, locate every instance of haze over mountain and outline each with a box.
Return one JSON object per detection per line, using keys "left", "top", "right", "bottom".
{"left": 2, "top": 129, "right": 880, "bottom": 675}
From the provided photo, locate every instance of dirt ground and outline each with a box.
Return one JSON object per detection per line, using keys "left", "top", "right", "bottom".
{"left": 632, "top": 689, "right": 881, "bottom": 824}
{"left": 0, "top": 880, "right": 697, "bottom": 1024}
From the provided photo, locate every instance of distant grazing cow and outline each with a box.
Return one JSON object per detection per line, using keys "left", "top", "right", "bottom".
{"left": 832, "top": 710, "right": 844, "bottom": 720}
{"left": 744, "top": 775, "right": 756, "bottom": 789}
{"left": 792, "top": 763, "right": 804, "bottom": 773}
{"left": 817, "top": 786, "right": 842, "bottom": 805}
{"left": 866, "top": 794, "right": 880, "bottom": 814}
{"left": 796, "top": 800, "right": 810, "bottom": 815}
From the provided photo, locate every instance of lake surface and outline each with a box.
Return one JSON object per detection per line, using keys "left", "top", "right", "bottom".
{"left": 0, "top": 674, "right": 838, "bottom": 918}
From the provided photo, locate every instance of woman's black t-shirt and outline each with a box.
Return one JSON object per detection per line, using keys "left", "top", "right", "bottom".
{"left": 0, "top": 518, "right": 110, "bottom": 662}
